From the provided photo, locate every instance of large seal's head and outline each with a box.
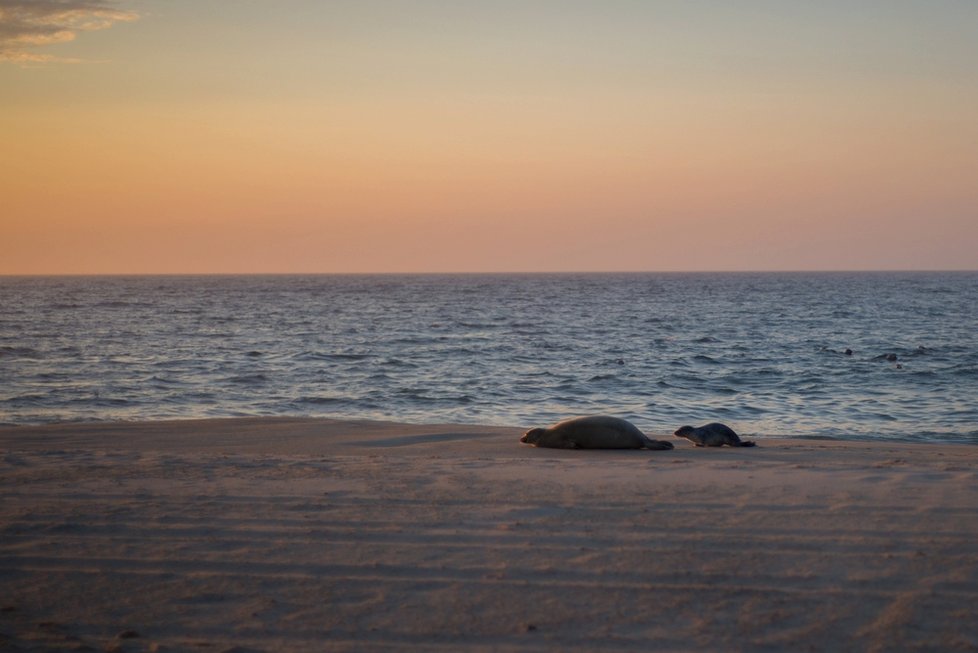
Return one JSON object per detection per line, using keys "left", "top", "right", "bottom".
{"left": 674, "top": 425, "right": 694, "bottom": 438}
{"left": 521, "top": 427, "right": 547, "bottom": 445}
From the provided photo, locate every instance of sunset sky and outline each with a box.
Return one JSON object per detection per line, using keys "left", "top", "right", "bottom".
{"left": 2, "top": 0, "right": 977, "bottom": 274}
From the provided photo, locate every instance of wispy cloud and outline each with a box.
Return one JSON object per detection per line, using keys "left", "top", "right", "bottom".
{"left": 0, "top": 0, "right": 137, "bottom": 64}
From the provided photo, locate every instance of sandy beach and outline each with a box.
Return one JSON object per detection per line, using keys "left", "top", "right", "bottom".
{"left": 2, "top": 417, "right": 977, "bottom": 652}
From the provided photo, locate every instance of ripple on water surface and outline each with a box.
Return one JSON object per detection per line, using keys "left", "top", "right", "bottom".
{"left": 1, "top": 272, "right": 976, "bottom": 442}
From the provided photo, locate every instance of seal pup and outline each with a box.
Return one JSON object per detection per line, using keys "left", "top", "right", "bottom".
{"left": 674, "top": 423, "right": 756, "bottom": 447}
{"left": 521, "top": 416, "right": 674, "bottom": 450}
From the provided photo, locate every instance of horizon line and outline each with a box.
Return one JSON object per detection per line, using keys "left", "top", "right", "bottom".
{"left": 2, "top": 268, "right": 976, "bottom": 278}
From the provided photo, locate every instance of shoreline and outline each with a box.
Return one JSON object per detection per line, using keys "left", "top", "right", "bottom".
{"left": 3, "top": 415, "right": 976, "bottom": 447}
{"left": 3, "top": 417, "right": 978, "bottom": 651}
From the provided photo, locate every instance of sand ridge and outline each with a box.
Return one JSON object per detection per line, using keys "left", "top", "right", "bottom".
{"left": 2, "top": 417, "right": 978, "bottom": 651}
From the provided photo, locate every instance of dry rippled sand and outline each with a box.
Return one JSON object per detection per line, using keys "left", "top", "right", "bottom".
{"left": 2, "top": 417, "right": 978, "bottom": 652}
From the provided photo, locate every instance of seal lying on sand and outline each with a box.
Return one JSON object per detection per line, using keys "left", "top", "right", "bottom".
{"left": 521, "top": 416, "right": 674, "bottom": 450}
{"left": 674, "top": 423, "right": 756, "bottom": 447}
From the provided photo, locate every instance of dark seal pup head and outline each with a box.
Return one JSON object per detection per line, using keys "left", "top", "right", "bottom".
{"left": 674, "top": 423, "right": 756, "bottom": 447}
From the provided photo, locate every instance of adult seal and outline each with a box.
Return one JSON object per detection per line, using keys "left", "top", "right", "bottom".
{"left": 674, "top": 423, "right": 756, "bottom": 447}
{"left": 521, "top": 416, "right": 674, "bottom": 450}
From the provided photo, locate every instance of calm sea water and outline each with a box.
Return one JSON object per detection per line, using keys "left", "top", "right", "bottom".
{"left": 1, "top": 273, "right": 976, "bottom": 442}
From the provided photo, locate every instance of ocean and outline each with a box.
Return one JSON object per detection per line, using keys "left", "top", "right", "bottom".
{"left": 1, "top": 272, "right": 976, "bottom": 442}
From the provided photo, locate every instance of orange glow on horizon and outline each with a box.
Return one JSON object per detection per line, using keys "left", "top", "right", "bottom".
{"left": 2, "top": 2, "right": 976, "bottom": 273}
